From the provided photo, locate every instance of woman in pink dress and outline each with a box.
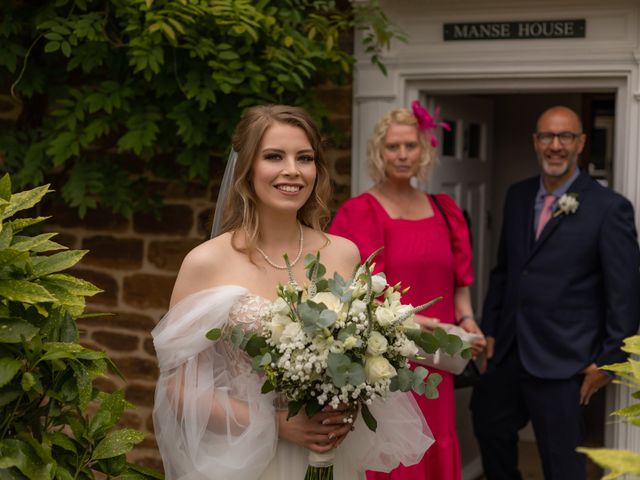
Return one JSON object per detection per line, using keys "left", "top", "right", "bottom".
{"left": 329, "top": 103, "right": 486, "bottom": 480}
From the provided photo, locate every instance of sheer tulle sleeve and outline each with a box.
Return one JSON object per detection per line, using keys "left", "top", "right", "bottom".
{"left": 152, "top": 286, "right": 277, "bottom": 480}
{"left": 330, "top": 194, "right": 386, "bottom": 275}
{"left": 435, "top": 193, "right": 474, "bottom": 287}
{"left": 335, "top": 392, "right": 434, "bottom": 475}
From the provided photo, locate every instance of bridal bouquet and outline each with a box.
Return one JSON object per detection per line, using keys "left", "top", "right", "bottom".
{"left": 208, "top": 249, "right": 469, "bottom": 480}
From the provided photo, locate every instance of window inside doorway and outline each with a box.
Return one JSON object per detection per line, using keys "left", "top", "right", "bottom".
{"left": 581, "top": 94, "right": 615, "bottom": 187}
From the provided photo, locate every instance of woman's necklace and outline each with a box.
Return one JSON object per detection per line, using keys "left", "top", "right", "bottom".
{"left": 255, "top": 222, "right": 304, "bottom": 270}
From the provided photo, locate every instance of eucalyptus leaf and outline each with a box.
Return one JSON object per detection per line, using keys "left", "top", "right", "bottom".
{"left": 361, "top": 403, "right": 378, "bottom": 432}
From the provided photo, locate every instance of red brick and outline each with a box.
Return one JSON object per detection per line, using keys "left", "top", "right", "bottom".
{"left": 197, "top": 208, "right": 214, "bottom": 238}
{"left": 145, "top": 413, "right": 155, "bottom": 432}
{"left": 79, "top": 311, "right": 156, "bottom": 332}
{"left": 148, "top": 239, "right": 201, "bottom": 271}
{"left": 125, "top": 383, "right": 156, "bottom": 407}
{"left": 94, "top": 376, "right": 119, "bottom": 394}
{"left": 44, "top": 203, "right": 128, "bottom": 231}
{"left": 133, "top": 205, "right": 193, "bottom": 235}
{"left": 51, "top": 232, "right": 77, "bottom": 249}
{"left": 123, "top": 274, "right": 175, "bottom": 310}
{"left": 72, "top": 268, "right": 119, "bottom": 306}
{"left": 82, "top": 236, "right": 143, "bottom": 270}
{"left": 316, "top": 83, "right": 353, "bottom": 116}
{"left": 143, "top": 338, "right": 156, "bottom": 357}
{"left": 147, "top": 180, "right": 208, "bottom": 200}
{"left": 333, "top": 153, "right": 352, "bottom": 177}
{"left": 113, "top": 356, "right": 158, "bottom": 381}
{"left": 118, "top": 410, "right": 142, "bottom": 429}
{"left": 92, "top": 330, "right": 139, "bottom": 351}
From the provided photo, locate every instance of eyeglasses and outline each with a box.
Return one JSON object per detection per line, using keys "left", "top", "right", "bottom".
{"left": 535, "top": 131, "right": 582, "bottom": 146}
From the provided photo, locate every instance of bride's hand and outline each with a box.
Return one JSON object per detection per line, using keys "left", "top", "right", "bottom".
{"left": 413, "top": 314, "right": 441, "bottom": 331}
{"left": 277, "top": 405, "right": 357, "bottom": 453}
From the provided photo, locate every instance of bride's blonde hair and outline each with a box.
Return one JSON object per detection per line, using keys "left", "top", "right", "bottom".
{"left": 218, "top": 104, "right": 331, "bottom": 254}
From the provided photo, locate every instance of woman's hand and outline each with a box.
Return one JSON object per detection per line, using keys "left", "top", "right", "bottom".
{"left": 413, "top": 314, "right": 441, "bottom": 331}
{"left": 277, "top": 404, "right": 358, "bottom": 453}
{"left": 458, "top": 317, "right": 487, "bottom": 359}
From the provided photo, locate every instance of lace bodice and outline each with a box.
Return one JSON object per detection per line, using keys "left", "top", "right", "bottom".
{"left": 224, "top": 293, "right": 273, "bottom": 376}
{"left": 228, "top": 293, "right": 272, "bottom": 333}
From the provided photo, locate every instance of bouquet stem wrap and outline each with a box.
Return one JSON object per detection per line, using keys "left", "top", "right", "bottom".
{"left": 305, "top": 450, "right": 335, "bottom": 479}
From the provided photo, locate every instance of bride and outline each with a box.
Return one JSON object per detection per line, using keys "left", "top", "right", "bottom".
{"left": 152, "top": 105, "right": 434, "bottom": 480}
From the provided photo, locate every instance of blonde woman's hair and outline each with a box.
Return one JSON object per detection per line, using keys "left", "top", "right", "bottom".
{"left": 367, "top": 108, "right": 437, "bottom": 184}
{"left": 218, "top": 104, "right": 331, "bottom": 255}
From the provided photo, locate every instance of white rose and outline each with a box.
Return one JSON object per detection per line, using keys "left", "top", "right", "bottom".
{"left": 375, "top": 307, "right": 395, "bottom": 327}
{"left": 312, "top": 292, "right": 343, "bottom": 313}
{"left": 267, "top": 313, "right": 291, "bottom": 343}
{"left": 349, "top": 299, "right": 367, "bottom": 315}
{"left": 366, "top": 331, "right": 388, "bottom": 356}
{"left": 397, "top": 337, "right": 419, "bottom": 358}
{"left": 365, "top": 356, "right": 397, "bottom": 383}
{"left": 558, "top": 194, "right": 579, "bottom": 214}
{"left": 272, "top": 297, "right": 290, "bottom": 315}
{"left": 370, "top": 274, "right": 387, "bottom": 295}
{"left": 280, "top": 322, "right": 302, "bottom": 343}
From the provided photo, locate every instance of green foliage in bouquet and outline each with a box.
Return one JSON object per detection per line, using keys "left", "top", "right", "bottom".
{"left": 0, "top": 174, "right": 161, "bottom": 480}
{"left": 1, "top": 0, "right": 405, "bottom": 217}
{"left": 577, "top": 335, "right": 640, "bottom": 479}
{"left": 207, "top": 249, "right": 471, "bottom": 433}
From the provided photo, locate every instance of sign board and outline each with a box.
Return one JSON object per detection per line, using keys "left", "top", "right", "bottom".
{"left": 443, "top": 20, "right": 586, "bottom": 41}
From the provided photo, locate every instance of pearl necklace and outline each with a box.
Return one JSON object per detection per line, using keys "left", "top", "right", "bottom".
{"left": 255, "top": 222, "right": 304, "bottom": 270}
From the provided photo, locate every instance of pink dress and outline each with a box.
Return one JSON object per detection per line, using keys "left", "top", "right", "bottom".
{"left": 329, "top": 192, "right": 473, "bottom": 480}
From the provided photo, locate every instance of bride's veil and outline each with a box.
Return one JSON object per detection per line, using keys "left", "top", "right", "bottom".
{"left": 210, "top": 149, "right": 238, "bottom": 238}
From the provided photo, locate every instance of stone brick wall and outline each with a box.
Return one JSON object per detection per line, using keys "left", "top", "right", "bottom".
{"left": 41, "top": 83, "right": 353, "bottom": 472}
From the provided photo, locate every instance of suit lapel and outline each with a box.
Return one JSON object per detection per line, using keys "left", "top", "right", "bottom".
{"left": 526, "top": 171, "right": 592, "bottom": 262}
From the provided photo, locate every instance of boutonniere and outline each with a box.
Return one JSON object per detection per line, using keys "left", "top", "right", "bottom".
{"left": 553, "top": 192, "right": 579, "bottom": 217}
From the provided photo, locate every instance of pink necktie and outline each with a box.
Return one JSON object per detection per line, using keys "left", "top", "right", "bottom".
{"left": 536, "top": 194, "right": 556, "bottom": 239}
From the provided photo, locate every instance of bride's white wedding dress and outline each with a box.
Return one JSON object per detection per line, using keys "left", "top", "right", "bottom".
{"left": 152, "top": 285, "right": 434, "bottom": 480}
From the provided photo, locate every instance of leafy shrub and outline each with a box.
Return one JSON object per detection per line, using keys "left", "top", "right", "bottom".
{"left": 0, "top": 173, "right": 161, "bottom": 480}
{"left": 578, "top": 335, "right": 640, "bottom": 479}
{"left": 0, "top": 0, "right": 403, "bottom": 216}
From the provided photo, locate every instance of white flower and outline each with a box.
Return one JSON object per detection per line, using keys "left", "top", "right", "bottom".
{"left": 397, "top": 337, "right": 419, "bottom": 357}
{"left": 374, "top": 307, "right": 395, "bottom": 327}
{"left": 555, "top": 193, "right": 579, "bottom": 216}
{"left": 343, "top": 336, "right": 359, "bottom": 350}
{"left": 366, "top": 331, "right": 388, "bottom": 355}
{"left": 349, "top": 299, "right": 367, "bottom": 315}
{"left": 365, "top": 356, "right": 397, "bottom": 383}
{"left": 280, "top": 322, "right": 302, "bottom": 343}
{"left": 311, "top": 292, "right": 343, "bottom": 313}
{"left": 266, "top": 314, "right": 292, "bottom": 343}
{"left": 371, "top": 274, "right": 387, "bottom": 295}
{"left": 272, "top": 297, "right": 290, "bottom": 315}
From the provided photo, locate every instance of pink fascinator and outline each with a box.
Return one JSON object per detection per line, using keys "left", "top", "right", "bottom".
{"left": 411, "top": 100, "right": 451, "bottom": 147}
